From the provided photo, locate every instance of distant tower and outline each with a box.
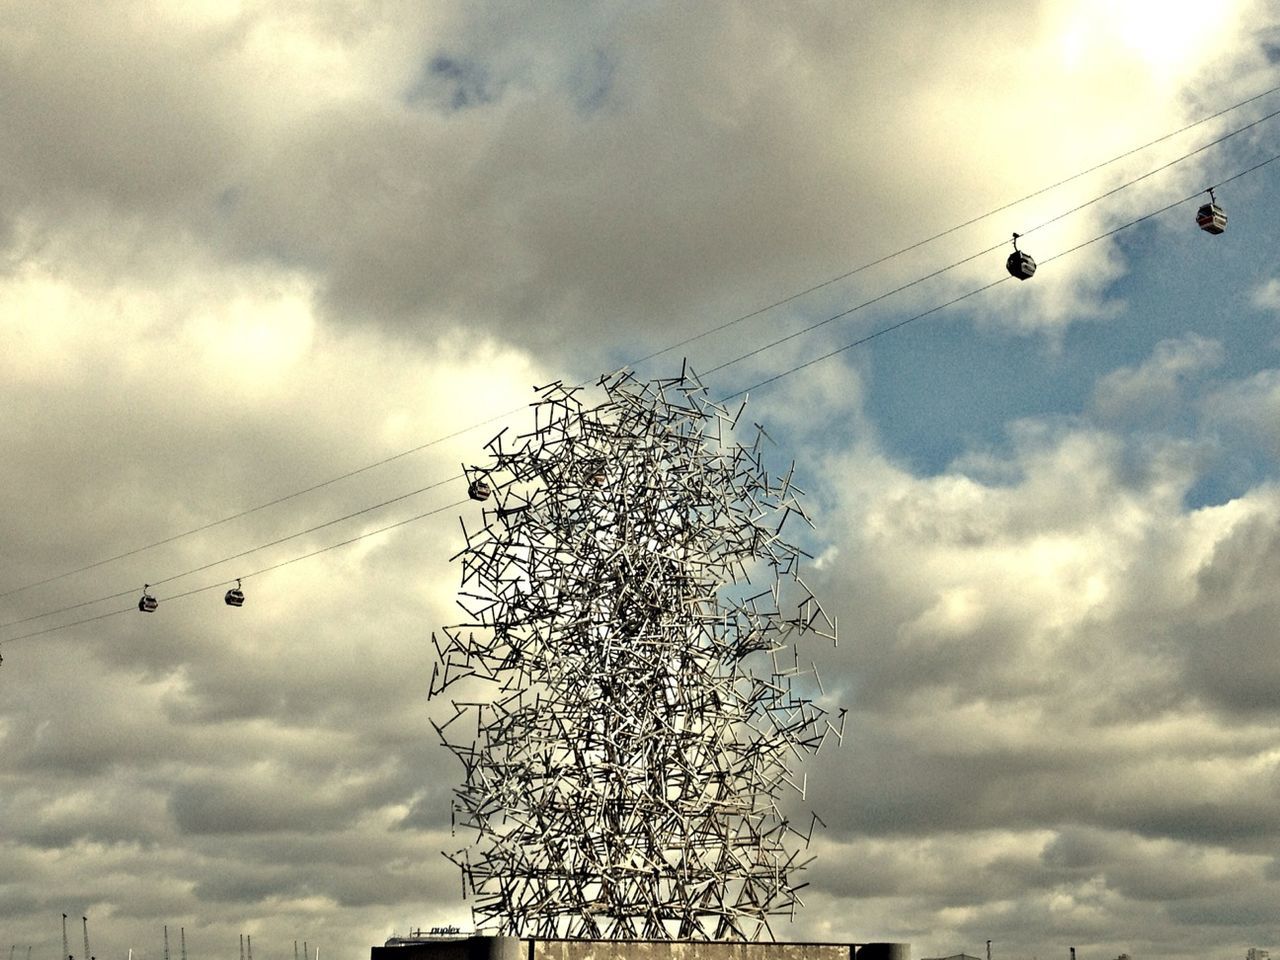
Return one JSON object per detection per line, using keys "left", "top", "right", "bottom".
{"left": 432, "top": 368, "right": 841, "bottom": 940}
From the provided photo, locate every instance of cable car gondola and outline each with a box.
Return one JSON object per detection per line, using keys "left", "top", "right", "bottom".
{"left": 580, "top": 457, "right": 607, "bottom": 487}
{"left": 225, "top": 579, "right": 245, "bottom": 607}
{"left": 1006, "top": 232, "right": 1036, "bottom": 280}
{"left": 468, "top": 477, "right": 492, "bottom": 501}
{"left": 138, "top": 585, "right": 158, "bottom": 613}
{"left": 1196, "top": 187, "right": 1227, "bottom": 235}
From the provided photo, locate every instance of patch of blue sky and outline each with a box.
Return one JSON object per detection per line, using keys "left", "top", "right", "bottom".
{"left": 566, "top": 48, "right": 616, "bottom": 115}
{"left": 859, "top": 161, "right": 1280, "bottom": 507}
{"left": 403, "top": 45, "right": 616, "bottom": 116}
{"left": 859, "top": 308, "right": 1077, "bottom": 474}
{"left": 1109, "top": 173, "right": 1280, "bottom": 506}
{"left": 587, "top": 139, "right": 1280, "bottom": 521}
{"left": 404, "top": 53, "right": 501, "bottom": 112}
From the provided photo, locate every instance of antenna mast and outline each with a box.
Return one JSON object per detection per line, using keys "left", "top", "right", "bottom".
{"left": 180, "top": 929, "right": 186, "bottom": 960}
{"left": 239, "top": 937, "right": 244, "bottom": 960}
{"left": 82, "top": 917, "right": 92, "bottom": 960}
{"left": 62, "top": 914, "right": 71, "bottom": 960}
{"left": 246, "top": 936, "right": 252, "bottom": 960}
{"left": 163, "top": 927, "right": 169, "bottom": 960}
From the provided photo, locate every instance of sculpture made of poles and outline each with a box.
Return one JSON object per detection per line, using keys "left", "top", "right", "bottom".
{"left": 429, "top": 366, "right": 843, "bottom": 941}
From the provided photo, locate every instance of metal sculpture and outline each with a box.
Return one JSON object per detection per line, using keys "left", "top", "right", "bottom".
{"left": 429, "top": 366, "right": 842, "bottom": 941}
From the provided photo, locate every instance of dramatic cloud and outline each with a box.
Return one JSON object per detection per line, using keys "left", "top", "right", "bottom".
{"left": 4, "top": 4, "right": 1280, "bottom": 960}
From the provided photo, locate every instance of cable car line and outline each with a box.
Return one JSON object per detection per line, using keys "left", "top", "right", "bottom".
{"left": 1018, "top": 103, "right": 1280, "bottom": 236}
{"left": 705, "top": 121, "right": 1280, "bottom": 379}
{"left": 0, "top": 426, "right": 502, "bottom": 603}
{"left": 718, "top": 278, "right": 1012, "bottom": 403}
{"left": 0, "top": 475, "right": 461, "bottom": 632}
{"left": 0, "top": 498, "right": 470, "bottom": 647}
{"left": 4, "top": 85, "right": 1279, "bottom": 609}
{"left": 703, "top": 240, "right": 1007, "bottom": 375}
{"left": 626, "top": 81, "right": 1280, "bottom": 370}
{"left": 718, "top": 151, "right": 1280, "bottom": 404}
{"left": 4, "top": 147, "right": 1278, "bottom": 650}
{"left": 1040, "top": 151, "right": 1280, "bottom": 260}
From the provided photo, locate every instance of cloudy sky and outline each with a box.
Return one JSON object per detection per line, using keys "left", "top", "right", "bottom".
{"left": 4, "top": 2, "right": 1280, "bottom": 960}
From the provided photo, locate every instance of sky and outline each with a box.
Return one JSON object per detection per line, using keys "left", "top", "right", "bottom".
{"left": 3, "top": 2, "right": 1280, "bottom": 960}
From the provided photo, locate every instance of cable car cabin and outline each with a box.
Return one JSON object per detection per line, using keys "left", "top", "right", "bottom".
{"left": 138, "top": 591, "right": 158, "bottom": 613}
{"left": 581, "top": 459, "right": 607, "bottom": 486}
{"left": 225, "top": 587, "right": 245, "bottom": 607}
{"left": 1006, "top": 250, "right": 1036, "bottom": 280}
{"left": 1196, "top": 202, "right": 1227, "bottom": 234}
{"left": 468, "top": 478, "right": 491, "bottom": 501}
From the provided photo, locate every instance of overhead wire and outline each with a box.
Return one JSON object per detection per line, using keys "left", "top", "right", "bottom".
{"left": 0, "top": 475, "right": 462, "bottom": 631}
{"left": 7, "top": 146, "right": 1278, "bottom": 650}
{"left": 4, "top": 81, "right": 1278, "bottom": 606}
{"left": 718, "top": 151, "right": 1280, "bottom": 403}
{"left": 3, "top": 87, "right": 1279, "bottom": 646}
{"left": 629, "top": 80, "right": 1280, "bottom": 369}
{"left": 0, "top": 421, "right": 496, "bottom": 601}
{"left": 2, "top": 498, "right": 470, "bottom": 645}
{"left": 705, "top": 103, "right": 1280, "bottom": 378}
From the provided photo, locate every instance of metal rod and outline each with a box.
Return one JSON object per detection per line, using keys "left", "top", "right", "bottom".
{"left": 432, "top": 367, "right": 839, "bottom": 939}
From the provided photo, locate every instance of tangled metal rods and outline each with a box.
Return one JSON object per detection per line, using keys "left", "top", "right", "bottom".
{"left": 429, "top": 366, "right": 843, "bottom": 941}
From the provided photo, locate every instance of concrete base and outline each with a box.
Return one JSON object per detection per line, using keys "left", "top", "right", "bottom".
{"left": 373, "top": 936, "right": 909, "bottom": 960}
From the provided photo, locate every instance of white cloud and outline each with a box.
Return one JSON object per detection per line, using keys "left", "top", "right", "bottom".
{"left": 794, "top": 405, "right": 1280, "bottom": 954}
{"left": 1090, "top": 333, "right": 1225, "bottom": 424}
{"left": 1252, "top": 276, "right": 1280, "bottom": 311}
{"left": 1202, "top": 369, "right": 1280, "bottom": 460}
